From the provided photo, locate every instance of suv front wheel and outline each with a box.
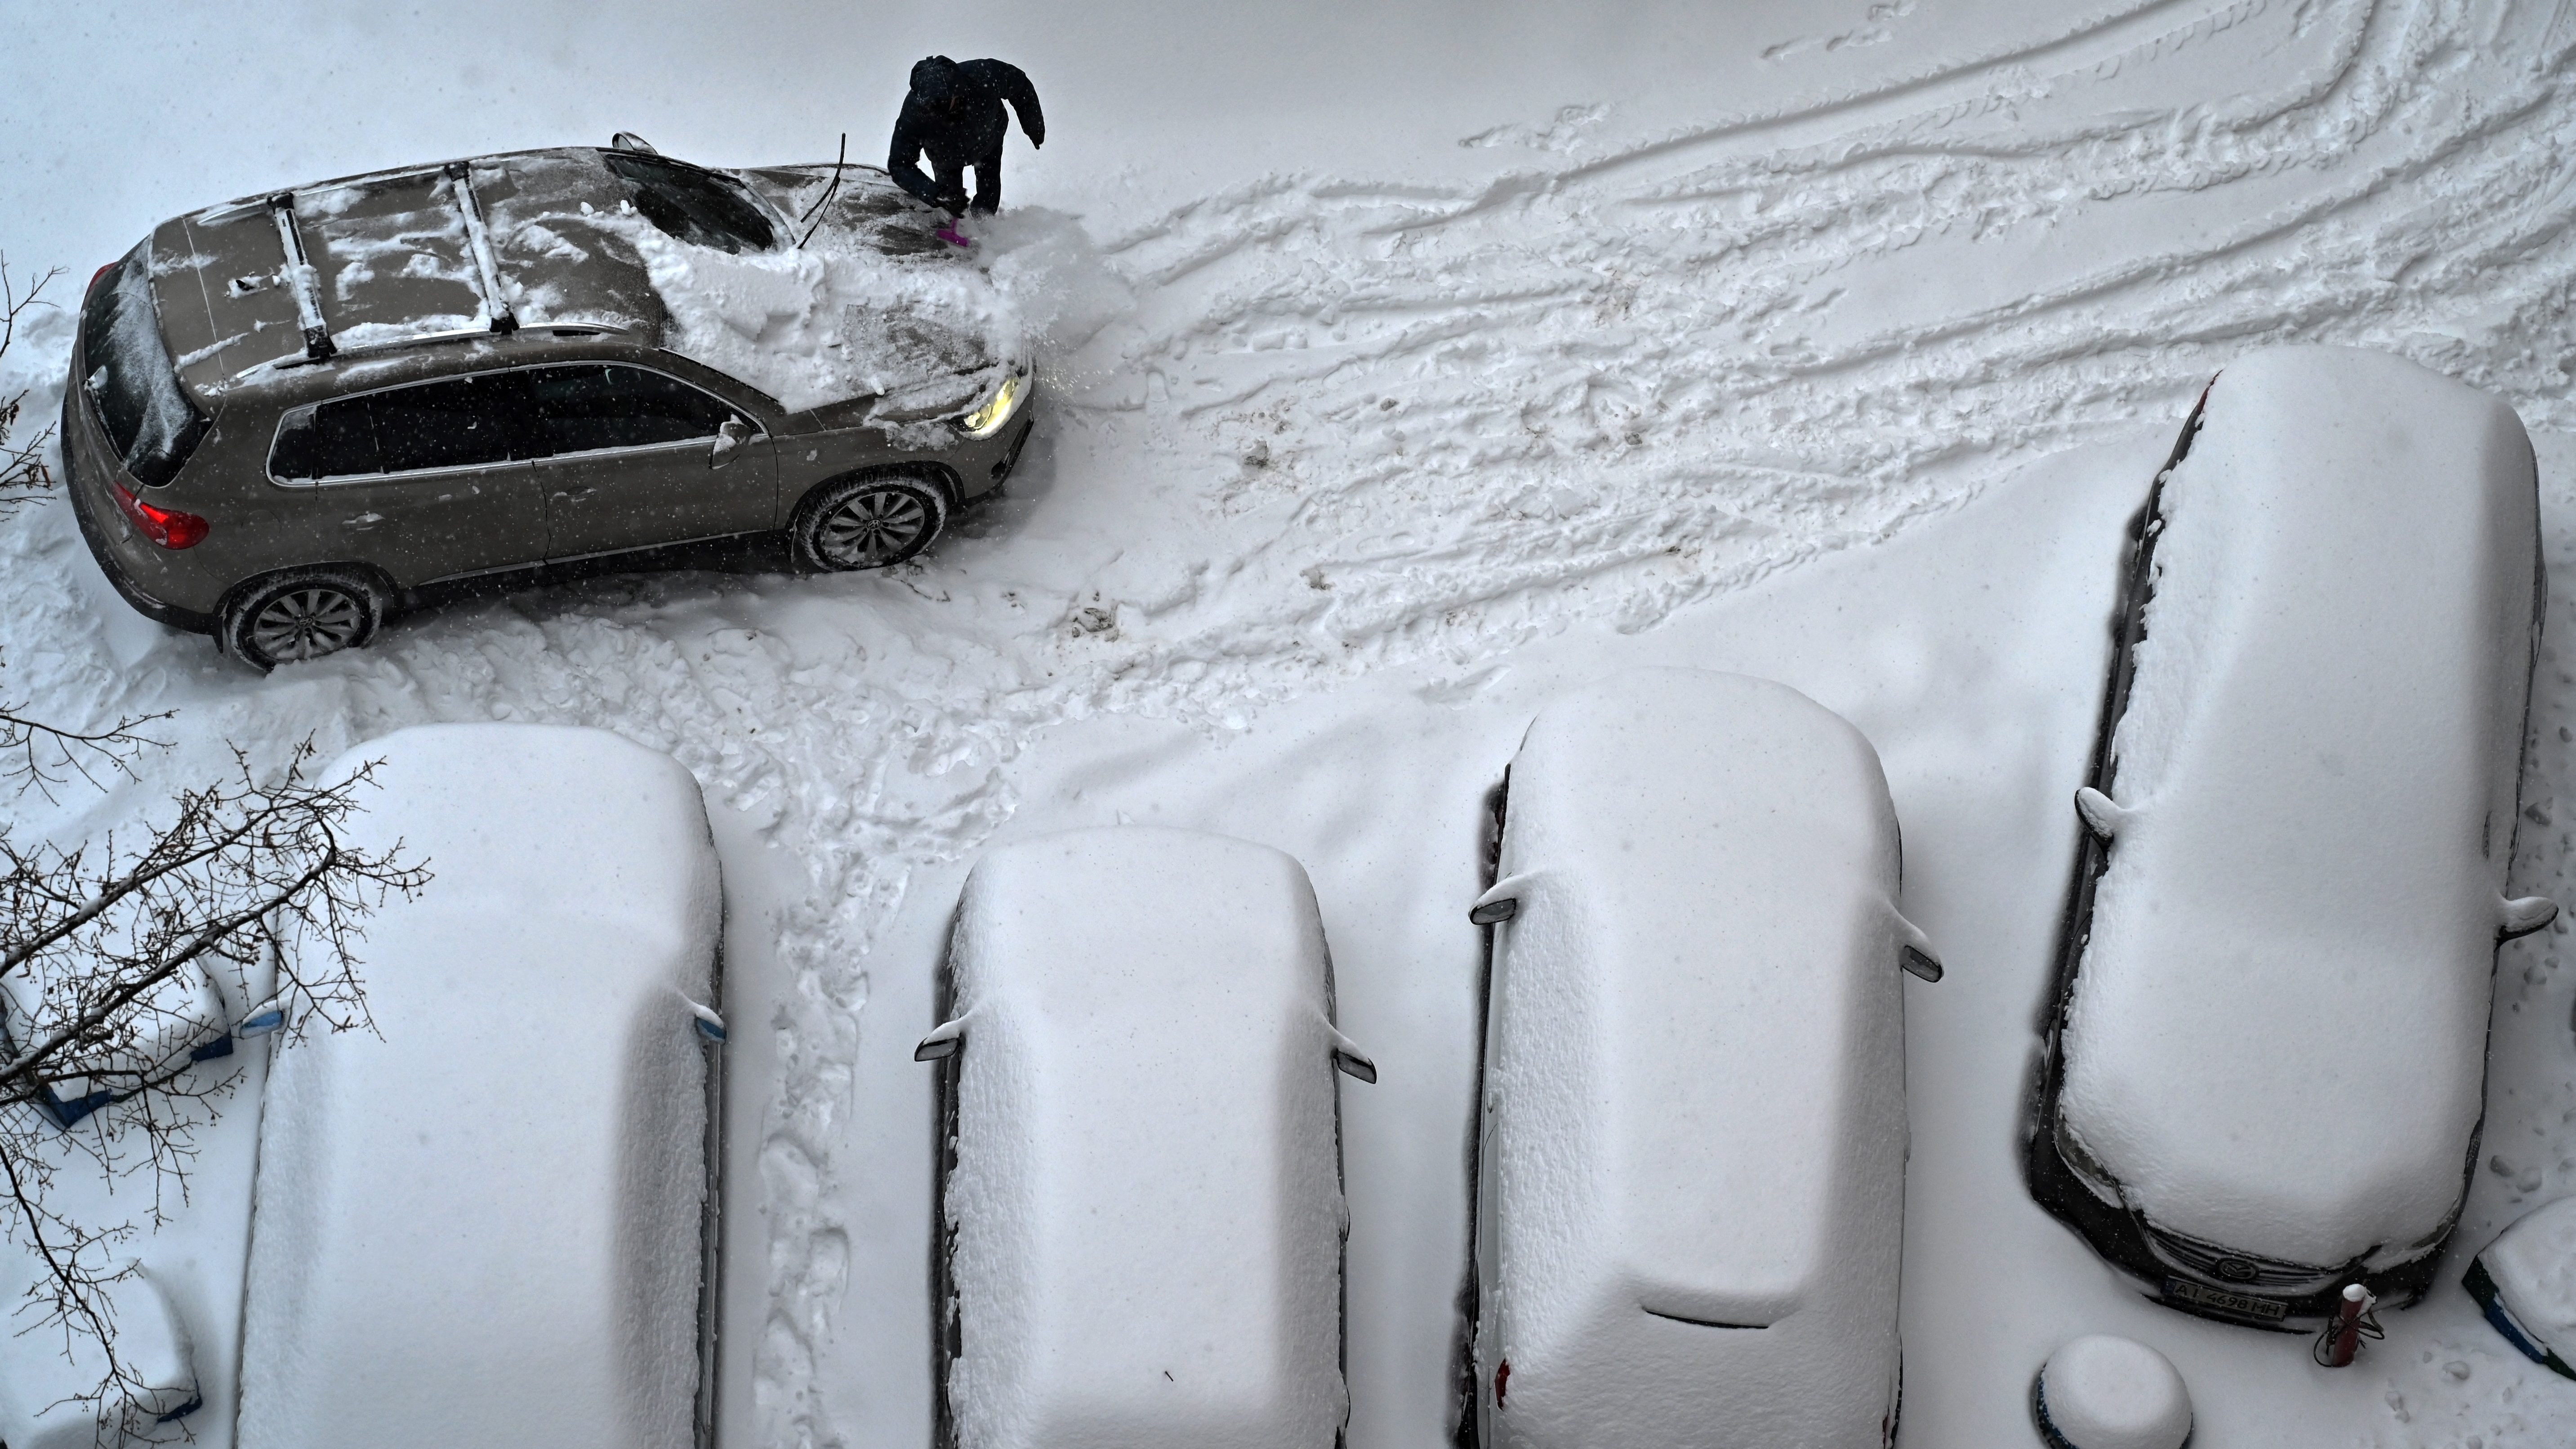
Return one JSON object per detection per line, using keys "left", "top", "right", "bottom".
{"left": 794, "top": 474, "right": 949, "bottom": 572}
{"left": 219, "top": 568, "right": 386, "bottom": 671}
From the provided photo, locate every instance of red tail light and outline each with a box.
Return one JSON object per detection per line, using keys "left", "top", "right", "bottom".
{"left": 109, "top": 481, "right": 209, "bottom": 549}
{"left": 89, "top": 262, "right": 116, "bottom": 297}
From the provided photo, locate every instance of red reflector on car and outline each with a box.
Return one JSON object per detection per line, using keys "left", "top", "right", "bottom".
{"left": 89, "top": 262, "right": 116, "bottom": 296}
{"left": 109, "top": 481, "right": 209, "bottom": 549}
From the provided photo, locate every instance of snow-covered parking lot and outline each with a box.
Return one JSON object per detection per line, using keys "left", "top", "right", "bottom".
{"left": 10, "top": 1, "right": 2576, "bottom": 1445}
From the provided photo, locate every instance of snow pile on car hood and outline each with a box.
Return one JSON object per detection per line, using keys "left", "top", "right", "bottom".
{"left": 620, "top": 211, "right": 1019, "bottom": 419}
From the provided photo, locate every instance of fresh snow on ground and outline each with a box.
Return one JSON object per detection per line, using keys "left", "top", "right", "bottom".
{"left": 10, "top": 2, "right": 2576, "bottom": 1446}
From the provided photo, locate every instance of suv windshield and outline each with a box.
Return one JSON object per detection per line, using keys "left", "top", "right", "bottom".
{"left": 602, "top": 152, "right": 776, "bottom": 254}
{"left": 80, "top": 242, "right": 210, "bottom": 488}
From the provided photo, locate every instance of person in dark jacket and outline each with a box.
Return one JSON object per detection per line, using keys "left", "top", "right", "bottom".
{"left": 888, "top": 56, "right": 1044, "bottom": 217}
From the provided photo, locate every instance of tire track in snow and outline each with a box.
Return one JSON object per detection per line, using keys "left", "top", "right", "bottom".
{"left": 1040, "top": 0, "right": 2575, "bottom": 720}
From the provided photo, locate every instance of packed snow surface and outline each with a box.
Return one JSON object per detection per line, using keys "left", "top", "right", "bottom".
{"left": 1476, "top": 670, "right": 1911, "bottom": 1448}
{"left": 2034, "top": 1335, "right": 2193, "bottom": 1449}
{"left": 234, "top": 724, "right": 720, "bottom": 1449}
{"left": 2061, "top": 346, "right": 2543, "bottom": 1267}
{"left": 2479, "top": 1195, "right": 2576, "bottom": 1364}
{"left": 939, "top": 828, "right": 1352, "bottom": 1449}
{"left": 14, "top": 1, "right": 2576, "bottom": 1446}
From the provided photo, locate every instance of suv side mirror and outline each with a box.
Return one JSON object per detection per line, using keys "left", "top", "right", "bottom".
{"left": 2500, "top": 895, "right": 2560, "bottom": 941}
{"left": 1471, "top": 872, "right": 1536, "bottom": 926}
{"left": 915, "top": 1018, "right": 965, "bottom": 1061}
{"left": 710, "top": 417, "right": 753, "bottom": 468}
{"left": 1328, "top": 1026, "right": 1377, "bottom": 1084}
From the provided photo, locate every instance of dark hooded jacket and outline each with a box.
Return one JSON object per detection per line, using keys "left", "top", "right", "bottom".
{"left": 889, "top": 56, "right": 1044, "bottom": 208}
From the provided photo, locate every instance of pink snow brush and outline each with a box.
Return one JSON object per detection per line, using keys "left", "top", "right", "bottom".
{"left": 936, "top": 223, "right": 973, "bottom": 249}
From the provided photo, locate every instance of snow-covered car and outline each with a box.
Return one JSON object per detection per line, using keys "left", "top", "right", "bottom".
{"left": 233, "top": 724, "right": 726, "bottom": 1449}
{"left": 1461, "top": 669, "right": 1939, "bottom": 1449}
{"left": 62, "top": 136, "right": 1034, "bottom": 669}
{"left": 2025, "top": 345, "right": 2554, "bottom": 1331}
{"left": 914, "top": 827, "right": 1376, "bottom": 1449}
{"left": 2465, "top": 1195, "right": 2576, "bottom": 1379}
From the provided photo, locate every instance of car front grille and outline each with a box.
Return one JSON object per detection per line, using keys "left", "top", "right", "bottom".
{"left": 2144, "top": 1225, "right": 2341, "bottom": 1292}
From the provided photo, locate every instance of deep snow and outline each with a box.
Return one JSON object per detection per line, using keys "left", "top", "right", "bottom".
{"left": 9, "top": 2, "right": 2576, "bottom": 1447}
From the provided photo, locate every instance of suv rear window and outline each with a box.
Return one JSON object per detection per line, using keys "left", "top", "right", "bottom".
{"left": 603, "top": 152, "right": 776, "bottom": 254}
{"left": 80, "top": 242, "right": 210, "bottom": 489}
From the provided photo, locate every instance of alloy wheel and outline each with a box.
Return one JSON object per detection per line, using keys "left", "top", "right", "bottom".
{"left": 816, "top": 487, "right": 932, "bottom": 569}
{"left": 248, "top": 586, "right": 367, "bottom": 663}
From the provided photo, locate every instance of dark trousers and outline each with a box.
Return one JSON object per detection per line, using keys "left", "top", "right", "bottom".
{"left": 930, "top": 149, "right": 1003, "bottom": 214}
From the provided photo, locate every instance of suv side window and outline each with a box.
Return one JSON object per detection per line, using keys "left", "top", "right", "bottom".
{"left": 270, "top": 372, "right": 530, "bottom": 483}
{"left": 526, "top": 365, "right": 738, "bottom": 456}
{"left": 269, "top": 395, "right": 380, "bottom": 482}
{"left": 373, "top": 373, "right": 526, "bottom": 474}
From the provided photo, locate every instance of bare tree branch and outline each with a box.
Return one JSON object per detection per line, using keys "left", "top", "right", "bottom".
{"left": 0, "top": 255, "right": 62, "bottom": 514}
{"left": 0, "top": 250, "right": 431, "bottom": 1442}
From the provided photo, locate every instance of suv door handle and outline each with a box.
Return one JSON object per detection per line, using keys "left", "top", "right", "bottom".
{"left": 550, "top": 488, "right": 596, "bottom": 501}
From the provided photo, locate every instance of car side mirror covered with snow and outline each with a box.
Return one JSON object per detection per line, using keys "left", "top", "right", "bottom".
{"left": 1470, "top": 873, "right": 1535, "bottom": 926}
{"left": 2499, "top": 895, "right": 2559, "bottom": 942}
{"left": 915, "top": 1018, "right": 965, "bottom": 1061}
{"left": 2073, "top": 786, "right": 2133, "bottom": 843}
{"left": 1330, "top": 1027, "right": 1378, "bottom": 1084}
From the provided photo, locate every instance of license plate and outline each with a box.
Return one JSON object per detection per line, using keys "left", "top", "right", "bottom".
{"left": 2166, "top": 1278, "right": 2287, "bottom": 1320}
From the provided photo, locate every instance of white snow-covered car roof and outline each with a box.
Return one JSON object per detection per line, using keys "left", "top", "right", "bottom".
{"left": 932, "top": 827, "right": 1357, "bottom": 1449}
{"left": 234, "top": 724, "right": 722, "bottom": 1449}
{"left": 1474, "top": 670, "right": 1917, "bottom": 1448}
{"left": 2060, "top": 345, "right": 2542, "bottom": 1269}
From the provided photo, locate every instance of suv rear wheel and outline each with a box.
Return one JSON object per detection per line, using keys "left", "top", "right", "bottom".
{"left": 220, "top": 568, "right": 384, "bottom": 671}
{"left": 794, "top": 474, "right": 949, "bottom": 572}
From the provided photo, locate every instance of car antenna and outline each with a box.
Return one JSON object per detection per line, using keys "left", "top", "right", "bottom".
{"left": 797, "top": 132, "right": 848, "bottom": 249}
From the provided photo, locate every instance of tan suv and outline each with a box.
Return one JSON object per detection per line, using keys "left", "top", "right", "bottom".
{"left": 62, "top": 139, "right": 1035, "bottom": 669}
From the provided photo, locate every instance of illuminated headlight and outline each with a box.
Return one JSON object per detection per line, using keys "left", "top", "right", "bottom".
{"left": 958, "top": 370, "right": 1027, "bottom": 440}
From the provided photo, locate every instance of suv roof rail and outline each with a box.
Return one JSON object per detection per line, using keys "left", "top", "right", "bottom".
{"left": 445, "top": 161, "right": 519, "bottom": 337}
{"left": 268, "top": 192, "right": 335, "bottom": 362}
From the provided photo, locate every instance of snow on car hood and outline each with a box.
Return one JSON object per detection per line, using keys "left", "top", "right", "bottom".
{"left": 620, "top": 209, "right": 1019, "bottom": 419}
{"left": 2059, "top": 346, "right": 2541, "bottom": 1267}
